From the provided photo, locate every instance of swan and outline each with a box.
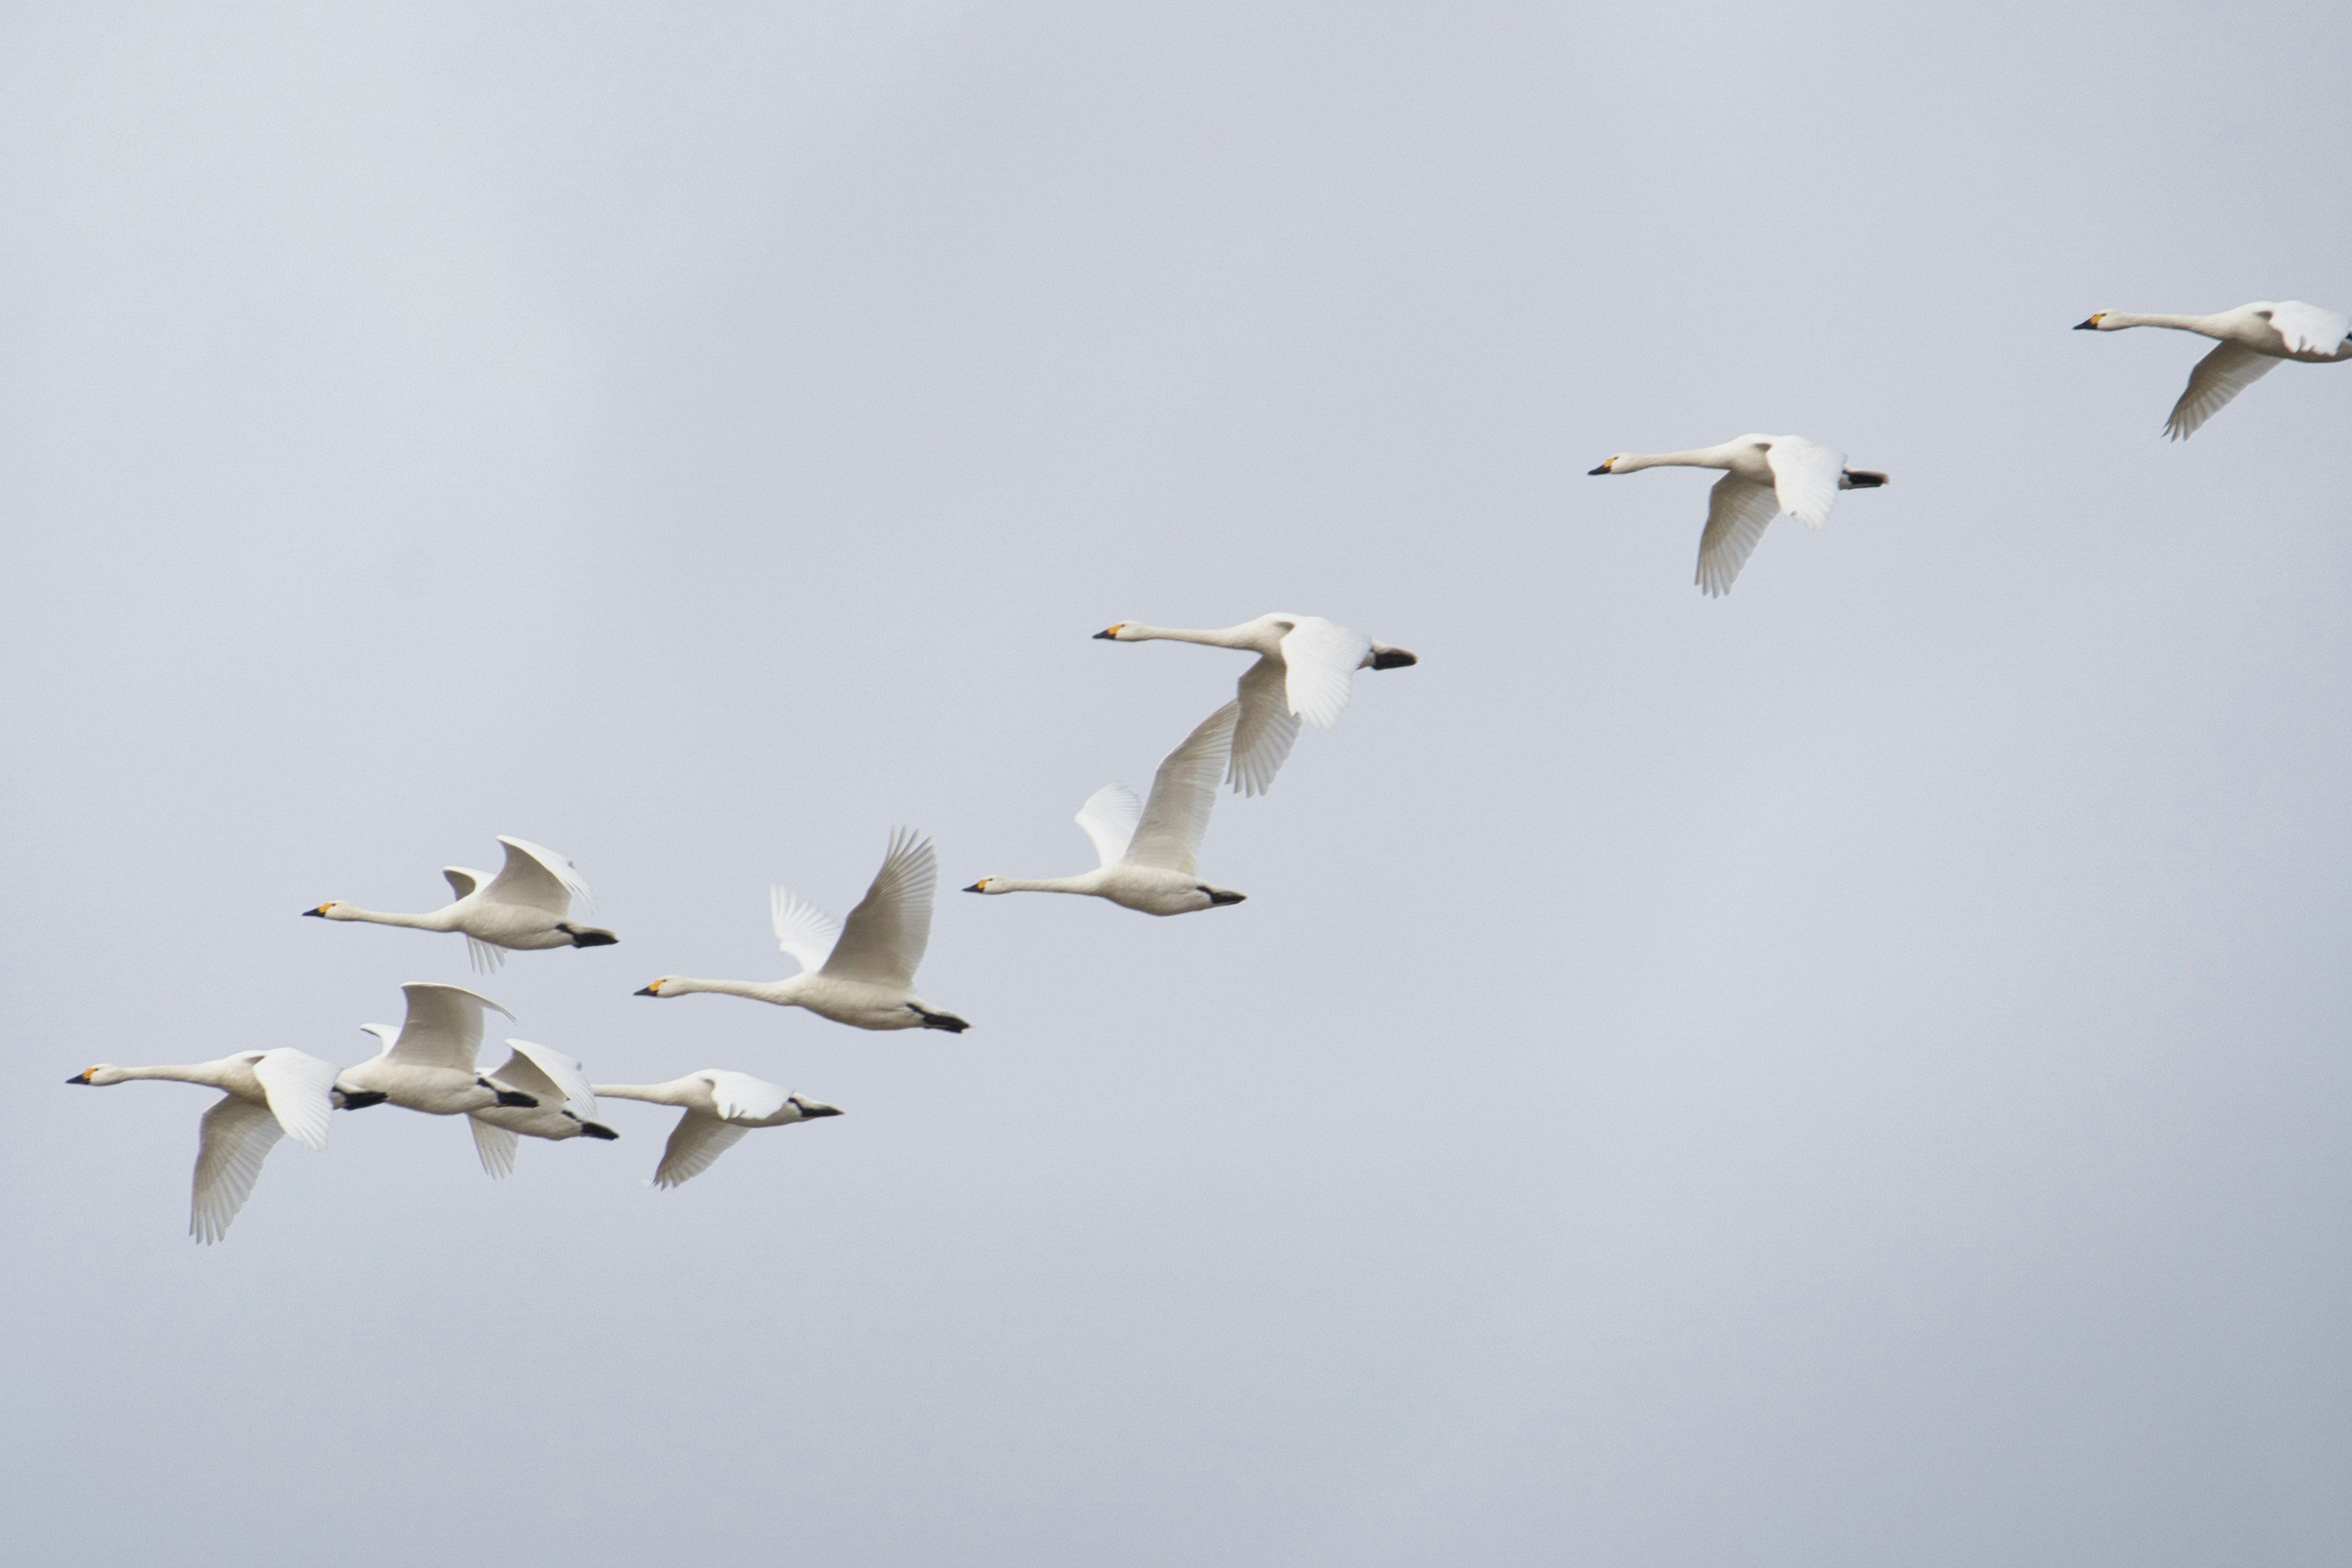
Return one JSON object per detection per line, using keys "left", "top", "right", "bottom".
{"left": 1091, "top": 614, "right": 1417, "bottom": 796}
{"left": 304, "top": 836, "right": 617, "bottom": 973}
{"left": 965, "top": 700, "right": 1248, "bottom": 914}
{"left": 1588, "top": 436, "right": 1888, "bottom": 597}
{"left": 2073, "top": 301, "right": 2352, "bottom": 439}
{"left": 591, "top": 1071, "right": 842, "bottom": 1188}
{"left": 635, "top": 829, "right": 971, "bottom": 1033}
{"left": 334, "top": 983, "right": 544, "bottom": 1118}
{"left": 467, "top": 1039, "right": 620, "bottom": 1178}
{"left": 67, "top": 1048, "right": 338, "bottom": 1243}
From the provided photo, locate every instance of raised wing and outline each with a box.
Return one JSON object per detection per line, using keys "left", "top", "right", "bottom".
{"left": 191, "top": 1096, "right": 284, "bottom": 1244}
{"left": 1278, "top": 617, "right": 1372, "bottom": 729}
{"left": 654, "top": 1114, "right": 751, "bottom": 1188}
{"left": 820, "top": 829, "right": 937, "bottom": 989}
{"left": 469, "top": 1116, "right": 519, "bottom": 1178}
{"left": 1128, "top": 701, "right": 1238, "bottom": 875}
{"left": 1696, "top": 475, "right": 1781, "bottom": 598}
{"left": 2166, "top": 341, "right": 2277, "bottom": 439}
{"left": 1073, "top": 783, "right": 1142, "bottom": 867}
{"left": 769, "top": 886, "right": 843, "bottom": 975}
{"left": 358, "top": 1023, "right": 399, "bottom": 1054}
{"left": 252, "top": 1050, "right": 337, "bottom": 1151}
{"left": 1764, "top": 437, "right": 1845, "bottom": 529}
{"left": 2268, "top": 300, "right": 2351, "bottom": 357}
{"left": 1229, "top": 655, "right": 1303, "bottom": 797}
{"left": 388, "top": 982, "right": 513, "bottom": 1072}
{"left": 489, "top": 1039, "right": 597, "bottom": 1119}
{"left": 484, "top": 837, "right": 591, "bottom": 915}
{"left": 443, "top": 867, "right": 485, "bottom": 900}
{"left": 704, "top": 1069, "right": 791, "bottom": 1123}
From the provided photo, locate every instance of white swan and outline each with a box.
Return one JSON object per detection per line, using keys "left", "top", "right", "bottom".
{"left": 467, "top": 1039, "right": 620, "bottom": 1178}
{"left": 591, "top": 1071, "right": 842, "bottom": 1188}
{"left": 334, "top": 983, "right": 542, "bottom": 1118}
{"left": 1588, "top": 436, "right": 1888, "bottom": 597}
{"left": 305, "top": 836, "right": 617, "bottom": 973}
{"left": 636, "top": 829, "right": 971, "bottom": 1033}
{"left": 2073, "top": 301, "right": 2352, "bottom": 439}
{"left": 67, "top": 1048, "right": 338, "bottom": 1243}
{"left": 965, "top": 701, "right": 1248, "bottom": 915}
{"left": 1092, "top": 614, "right": 1417, "bottom": 796}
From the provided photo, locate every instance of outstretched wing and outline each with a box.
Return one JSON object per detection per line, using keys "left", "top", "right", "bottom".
{"left": 1278, "top": 617, "right": 1372, "bottom": 729}
{"left": 483, "top": 837, "right": 591, "bottom": 915}
{"left": 820, "top": 829, "right": 937, "bottom": 989}
{"left": 388, "top": 982, "right": 513, "bottom": 1072}
{"left": 654, "top": 1114, "right": 751, "bottom": 1189}
{"left": 191, "top": 1096, "right": 284, "bottom": 1244}
{"left": 442, "top": 867, "right": 485, "bottom": 900}
{"left": 2166, "top": 341, "right": 2276, "bottom": 440}
{"left": 1228, "top": 655, "right": 1303, "bottom": 797}
{"left": 1127, "top": 701, "right": 1238, "bottom": 875}
{"left": 2268, "top": 300, "right": 2351, "bottom": 357}
{"left": 1073, "top": 783, "right": 1142, "bottom": 867}
{"left": 1696, "top": 475, "right": 1781, "bottom": 598}
{"left": 769, "top": 886, "right": 843, "bottom": 976}
{"left": 252, "top": 1050, "right": 337, "bottom": 1151}
{"left": 469, "top": 1116, "right": 519, "bottom": 1179}
{"left": 704, "top": 1070, "right": 791, "bottom": 1123}
{"left": 489, "top": 1039, "right": 597, "bottom": 1119}
{"left": 1763, "top": 437, "right": 1845, "bottom": 529}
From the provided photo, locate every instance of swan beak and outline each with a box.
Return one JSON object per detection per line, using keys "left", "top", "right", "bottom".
{"left": 2073, "top": 315, "right": 2103, "bottom": 330}
{"left": 1587, "top": 461, "right": 1613, "bottom": 475}
{"left": 635, "top": 982, "right": 663, "bottom": 996}
{"left": 1093, "top": 624, "right": 1123, "bottom": 639}
{"left": 962, "top": 881, "right": 987, "bottom": 893}
{"left": 66, "top": 1070, "right": 92, "bottom": 1084}
{"left": 302, "top": 905, "right": 328, "bottom": 917}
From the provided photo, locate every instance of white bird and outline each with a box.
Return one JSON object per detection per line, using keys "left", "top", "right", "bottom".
{"left": 334, "top": 983, "right": 542, "bottom": 1120}
{"left": 636, "top": 829, "right": 971, "bottom": 1033}
{"left": 591, "top": 1071, "right": 842, "bottom": 1188}
{"left": 304, "top": 835, "right": 617, "bottom": 973}
{"left": 67, "top": 1048, "right": 338, "bottom": 1243}
{"left": 1588, "top": 436, "right": 1889, "bottom": 597}
{"left": 964, "top": 701, "right": 1248, "bottom": 914}
{"left": 467, "top": 1039, "right": 620, "bottom": 1178}
{"left": 1091, "top": 614, "right": 1417, "bottom": 796}
{"left": 2073, "top": 301, "right": 2352, "bottom": 439}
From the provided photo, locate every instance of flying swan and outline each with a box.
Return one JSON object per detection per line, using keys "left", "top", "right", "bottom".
{"left": 334, "top": 983, "right": 543, "bottom": 1121}
{"left": 466, "top": 1039, "right": 620, "bottom": 1178}
{"left": 1588, "top": 435, "right": 1888, "bottom": 597}
{"left": 67, "top": 1047, "right": 339, "bottom": 1243}
{"left": 304, "top": 835, "right": 617, "bottom": 973}
{"left": 964, "top": 700, "right": 1248, "bottom": 914}
{"left": 635, "top": 829, "right": 971, "bottom": 1033}
{"left": 591, "top": 1071, "right": 842, "bottom": 1188}
{"left": 2073, "top": 301, "right": 2352, "bottom": 439}
{"left": 1091, "top": 614, "right": 1417, "bottom": 795}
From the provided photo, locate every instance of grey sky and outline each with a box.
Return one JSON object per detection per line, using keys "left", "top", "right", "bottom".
{"left": 3, "top": 4, "right": 2348, "bottom": 1564}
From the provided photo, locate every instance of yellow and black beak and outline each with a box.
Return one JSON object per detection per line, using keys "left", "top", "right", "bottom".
{"left": 963, "top": 880, "right": 987, "bottom": 892}
{"left": 66, "top": 1069, "right": 93, "bottom": 1084}
{"left": 1092, "top": 624, "right": 1123, "bottom": 640}
{"left": 1587, "top": 460, "right": 1615, "bottom": 475}
{"left": 302, "top": 905, "right": 330, "bottom": 918}
{"left": 634, "top": 981, "right": 663, "bottom": 997}
{"left": 2073, "top": 314, "right": 2105, "bottom": 331}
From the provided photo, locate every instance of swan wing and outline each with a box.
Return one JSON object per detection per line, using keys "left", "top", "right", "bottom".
{"left": 469, "top": 1115, "right": 519, "bottom": 1178}
{"left": 2166, "top": 341, "right": 2277, "bottom": 439}
{"left": 705, "top": 1070, "right": 791, "bottom": 1123}
{"left": 493, "top": 1039, "right": 597, "bottom": 1119}
{"left": 1696, "top": 475, "right": 1781, "bottom": 598}
{"left": 442, "top": 867, "right": 484, "bottom": 900}
{"left": 1127, "top": 701, "right": 1238, "bottom": 875}
{"left": 654, "top": 1113, "right": 750, "bottom": 1188}
{"left": 1229, "top": 654, "right": 1303, "bottom": 797}
{"left": 484, "top": 837, "right": 590, "bottom": 915}
{"left": 1278, "top": 617, "right": 1371, "bottom": 729}
{"left": 1763, "top": 437, "right": 1845, "bottom": 529}
{"left": 465, "top": 936, "right": 508, "bottom": 975}
{"left": 769, "top": 886, "right": 843, "bottom": 975}
{"left": 252, "top": 1050, "right": 337, "bottom": 1151}
{"left": 1074, "top": 783, "right": 1142, "bottom": 867}
{"left": 820, "top": 829, "right": 936, "bottom": 989}
{"left": 191, "top": 1096, "right": 284, "bottom": 1244}
{"left": 388, "top": 982, "right": 512, "bottom": 1072}
{"left": 2268, "top": 300, "right": 2351, "bottom": 357}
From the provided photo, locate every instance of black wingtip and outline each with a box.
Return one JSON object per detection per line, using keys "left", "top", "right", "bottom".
{"left": 1370, "top": 649, "right": 1417, "bottom": 671}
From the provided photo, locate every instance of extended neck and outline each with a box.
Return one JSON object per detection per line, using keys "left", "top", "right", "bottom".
{"left": 666, "top": 975, "right": 796, "bottom": 1003}
{"left": 2102, "top": 311, "right": 2218, "bottom": 334}
{"left": 115, "top": 1062, "right": 228, "bottom": 1088}
{"left": 1119, "top": 624, "right": 1254, "bottom": 650}
{"left": 1613, "top": 447, "right": 1734, "bottom": 473}
{"left": 335, "top": 905, "right": 458, "bottom": 932}
{"left": 592, "top": 1081, "right": 694, "bottom": 1107}
{"left": 985, "top": 875, "right": 1098, "bottom": 895}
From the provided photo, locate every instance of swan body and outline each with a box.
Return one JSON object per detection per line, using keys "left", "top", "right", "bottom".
{"left": 965, "top": 700, "right": 1248, "bottom": 915}
{"left": 305, "top": 836, "right": 617, "bottom": 973}
{"left": 68, "top": 1048, "right": 338, "bottom": 1243}
{"left": 2073, "top": 301, "right": 2352, "bottom": 439}
{"left": 467, "top": 1039, "right": 620, "bottom": 1178}
{"left": 334, "top": 984, "right": 541, "bottom": 1118}
{"left": 1588, "top": 435, "right": 1889, "bottom": 597}
{"left": 1092, "top": 613, "right": 1417, "bottom": 796}
{"left": 636, "top": 829, "right": 971, "bottom": 1033}
{"left": 592, "top": 1071, "right": 842, "bottom": 1188}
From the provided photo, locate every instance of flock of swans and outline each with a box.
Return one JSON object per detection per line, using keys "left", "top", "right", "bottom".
{"left": 68, "top": 300, "right": 2347, "bottom": 1241}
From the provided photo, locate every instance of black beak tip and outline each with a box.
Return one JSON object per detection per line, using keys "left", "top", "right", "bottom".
{"left": 2073, "top": 318, "right": 2099, "bottom": 330}
{"left": 301, "top": 907, "right": 326, "bottom": 917}
{"left": 1091, "top": 629, "right": 1116, "bottom": 639}
{"left": 1587, "top": 463, "right": 1613, "bottom": 476}
{"left": 633, "top": 985, "right": 659, "bottom": 996}
{"left": 962, "top": 883, "right": 984, "bottom": 893}
{"left": 66, "top": 1074, "right": 88, "bottom": 1085}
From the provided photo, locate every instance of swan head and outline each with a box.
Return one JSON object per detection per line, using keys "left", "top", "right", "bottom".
{"left": 66, "top": 1065, "right": 127, "bottom": 1086}
{"left": 635, "top": 976, "right": 685, "bottom": 997}
{"left": 2073, "top": 312, "right": 2114, "bottom": 331}
{"left": 789, "top": 1096, "right": 843, "bottom": 1119}
{"left": 304, "top": 902, "right": 356, "bottom": 920}
{"left": 1092, "top": 622, "right": 1136, "bottom": 641}
{"left": 963, "top": 878, "right": 1005, "bottom": 894}
{"left": 1588, "top": 455, "right": 1629, "bottom": 475}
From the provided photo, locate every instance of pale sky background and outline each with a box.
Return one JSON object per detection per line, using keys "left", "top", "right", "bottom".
{"left": 3, "top": 4, "right": 2349, "bottom": 1564}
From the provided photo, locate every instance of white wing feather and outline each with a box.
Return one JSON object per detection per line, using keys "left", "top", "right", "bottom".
{"left": 489, "top": 1039, "right": 598, "bottom": 1120}
{"left": 1074, "top": 783, "right": 1143, "bottom": 867}
{"left": 1229, "top": 655, "right": 1303, "bottom": 796}
{"left": 386, "top": 982, "right": 513, "bottom": 1073}
{"left": 484, "top": 837, "right": 590, "bottom": 915}
{"left": 1278, "top": 617, "right": 1371, "bottom": 729}
{"left": 821, "top": 829, "right": 937, "bottom": 988}
{"left": 1696, "top": 475, "right": 1781, "bottom": 598}
{"left": 769, "top": 886, "right": 843, "bottom": 975}
{"left": 443, "top": 867, "right": 485, "bottom": 900}
{"left": 469, "top": 1116, "right": 519, "bottom": 1178}
{"left": 2166, "top": 341, "right": 2277, "bottom": 440}
{"left": 1126, "top": 701, "right": 1238, "bottom": 875}
{"left": 1764, "top": 437, "right": 1845, "bottom": 530}
{"left": 654, "top": 1114, "right": 751, "bottom": 1188}
{"left": 2268, "top": 300, "right": 2351, "bottom": 357}
{"left": 705, "top": 1070, "right": 792, "bottom": 1123}
{"left": 252, "top": 1050, "right": 338, "bottom": 1151}
{"left": 191, "top": 1097, "right": 284, "bottom": 1244}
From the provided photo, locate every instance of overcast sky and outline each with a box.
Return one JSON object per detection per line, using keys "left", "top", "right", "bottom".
{"left": 3, "top": 4, "right": 2349, "bottom": 1564}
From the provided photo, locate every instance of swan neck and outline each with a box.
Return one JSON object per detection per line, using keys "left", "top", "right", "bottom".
{"left": 2105, "top": 312, "right": 2214, "bottom": 333}
{"left": 674, "top": 976, "right": 787, "bottom": 1001}
{"left": 1122, "top": 624, "right": 1250, "bottom": 649}
{"left": 1616, "top": 448, "right": 1730, "bottom": 473}
{"left": 987, "top": 876, "right": 1093, "bottom": 895}
{"left": 591, "top": 1082, "right": 692, "bottom": 1106}
{"left": 116, "top": 1063, "right": 224, "bottom": 1087}
{"left": 339, "top": 905, "right": 455, "bottom": 932}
